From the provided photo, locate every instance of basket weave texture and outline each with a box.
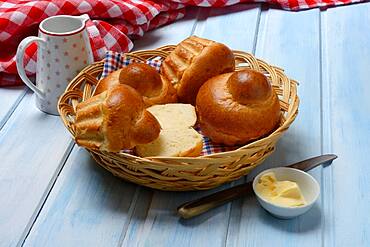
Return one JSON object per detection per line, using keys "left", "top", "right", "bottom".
{"left": 58, "top": 45, "right": 299, "bottom": 191}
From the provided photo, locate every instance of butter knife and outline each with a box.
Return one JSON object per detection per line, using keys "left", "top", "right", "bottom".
{"left": 177, "top": 154, "right": 337, "bottom": 219}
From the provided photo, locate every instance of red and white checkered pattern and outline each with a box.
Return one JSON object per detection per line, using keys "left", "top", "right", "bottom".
{"left": 0, "top": 0, "right": 361, "bottom": 86}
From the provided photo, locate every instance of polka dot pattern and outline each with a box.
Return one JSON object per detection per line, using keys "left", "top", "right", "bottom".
{"left": 34, "top": 29, "right": 93, "bottom": 115}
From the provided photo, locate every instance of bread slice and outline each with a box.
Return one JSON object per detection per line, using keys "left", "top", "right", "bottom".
{"left": 146, "top": 103, "right": 197, "bottom": 129}
{"left": 135, "top": 128, "right": 203, "bottom": 157}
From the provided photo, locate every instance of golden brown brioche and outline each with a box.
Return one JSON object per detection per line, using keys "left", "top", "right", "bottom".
{"left": 119, "top": 63, "right": 162, "bottom": 98}
{"left": 196, "top": 69, "right": 281, "bottom": 146}
{"left": 75, "top": 84, "right": 161, "bottom": 152}
{"left": 161, "top": 36, "right": 235, "bottom": 105}
{"left": 94, "top": 69, "right": 121, "bottom": 95}
{"left": 94, "top": 63, "right": 177, "bottom": 107}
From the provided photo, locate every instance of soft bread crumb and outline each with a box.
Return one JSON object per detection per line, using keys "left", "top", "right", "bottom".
{"left": 146, "top": 103, "right": 197, "bottom": 129}
{"left": 136, "top": 128, "right": 203, "bottom": 157}
{"left": 136, "top": 103, "right": 202, "bottom": 157}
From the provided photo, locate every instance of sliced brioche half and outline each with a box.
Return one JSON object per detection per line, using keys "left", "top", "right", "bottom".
{"left": 146, "top": 103, "right": 197, "bottom": 129}
{"left": 135, "top": 128, "right": 203, "bottom": 157}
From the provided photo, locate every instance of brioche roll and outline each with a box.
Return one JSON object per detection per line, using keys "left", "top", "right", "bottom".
{"left": 75, "top": 84, "right": 160, "bottom": 152}
{"left": 161, "top": 36, "right": 235, "bottom": 105}
{"left": 94, "top": 69, "right": 121, "bottom": 95}
{"left": 196, "top": 69, "right": 281, "bottom": 146}
{"left": 94, "top": 63, "right": 177, "bottom": 107}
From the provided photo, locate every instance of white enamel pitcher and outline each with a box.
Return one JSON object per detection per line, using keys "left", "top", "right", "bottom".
{"left": 16, "top": 14, "right": 94, "bottom": 115}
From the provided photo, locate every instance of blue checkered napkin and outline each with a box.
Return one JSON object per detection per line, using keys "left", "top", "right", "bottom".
{"left": 101, "top": 50, "right": 162, "bottom": 79}
{"left": 102, "top": 51, "right": 240, "bottom": 156}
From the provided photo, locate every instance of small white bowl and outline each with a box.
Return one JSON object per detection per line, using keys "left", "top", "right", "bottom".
{"left": 252, "top": 167, "right": 320, "bottom": 219}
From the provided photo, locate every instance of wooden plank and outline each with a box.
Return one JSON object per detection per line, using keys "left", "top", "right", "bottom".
{"left": 133, "top": 7, "right": 200, "bottom": 50}
{"left": 122, "top": 5, "right": 262, "bottom": 247}
{"left": 0, "top": 87, "right": 27, "bottom": 130}
{"left": 23, "top": 9, "right": 201, "bottom": 247}
{"left": 320, "top": 10, "right": 335, "bottom": 246}
{"left": 193, "top": 4, "right": 261, "bottom": 52}
{"left": 322, "top": 4, "right": 370, "bottom": 246}
{"left": 0, "top": 91, "right": 73, "bottom": 247}
{"left": 226, "top": 8, "right": 323, "bottom": 247}
{"left": 23, "top": 147, "right": 137, "bottom": 247}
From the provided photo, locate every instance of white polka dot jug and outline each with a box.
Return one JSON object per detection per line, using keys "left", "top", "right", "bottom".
{"left": 16, "top": 14, "right": 94, "bottom": 115}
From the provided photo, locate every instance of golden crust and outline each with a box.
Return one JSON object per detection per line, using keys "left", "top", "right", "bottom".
{"left": 75, "top": 84, "right": 160, "bottom": 152}
{"left": 180, "top": 139, "right": 203, "bottom": 157}
{"left": 196, "top": 70, "right": 281, "bottom": 146}
{"left": 161, "top": 36, "right": 235, "bottom": 105}
{"left": 94, "top": 69, "right": 121, "bottom": 96}
{"left": 94, "top": 63, "right": 177, "bottom": 107}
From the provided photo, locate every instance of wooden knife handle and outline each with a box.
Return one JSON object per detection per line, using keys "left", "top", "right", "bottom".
{"left": 177, "top": 182, "right": 252, "bottom": 219}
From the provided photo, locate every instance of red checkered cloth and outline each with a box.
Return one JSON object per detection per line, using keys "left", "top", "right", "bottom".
{"left": 102, "top": 51, "right": 240, "bottom": 155}
{"left": 0, "top": 0, "right": 362, "bottom": 86}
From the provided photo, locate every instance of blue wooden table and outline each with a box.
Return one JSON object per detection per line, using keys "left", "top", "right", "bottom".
{"left": 1, "top": 4, "right": 369, "bottom": 247}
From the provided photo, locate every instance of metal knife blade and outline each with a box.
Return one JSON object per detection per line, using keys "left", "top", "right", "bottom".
{"left": 177, "top": 154, "right": 337, "bottom": 219}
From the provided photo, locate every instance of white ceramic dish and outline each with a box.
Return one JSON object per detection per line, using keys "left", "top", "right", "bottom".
{"left": 252, "top": 167, "right": 320, "bottom": 219}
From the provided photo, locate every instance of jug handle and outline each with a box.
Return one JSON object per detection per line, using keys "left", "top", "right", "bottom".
{"left": 75, "top": 14, "right": 90, "bottom": 24}
{"left": 16, "top": 37, "right": 46, "bottom": 98}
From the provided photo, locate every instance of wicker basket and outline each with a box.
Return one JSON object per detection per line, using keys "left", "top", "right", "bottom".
{"left": 58, "top": 45, "right": 299, "bottom": 191}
